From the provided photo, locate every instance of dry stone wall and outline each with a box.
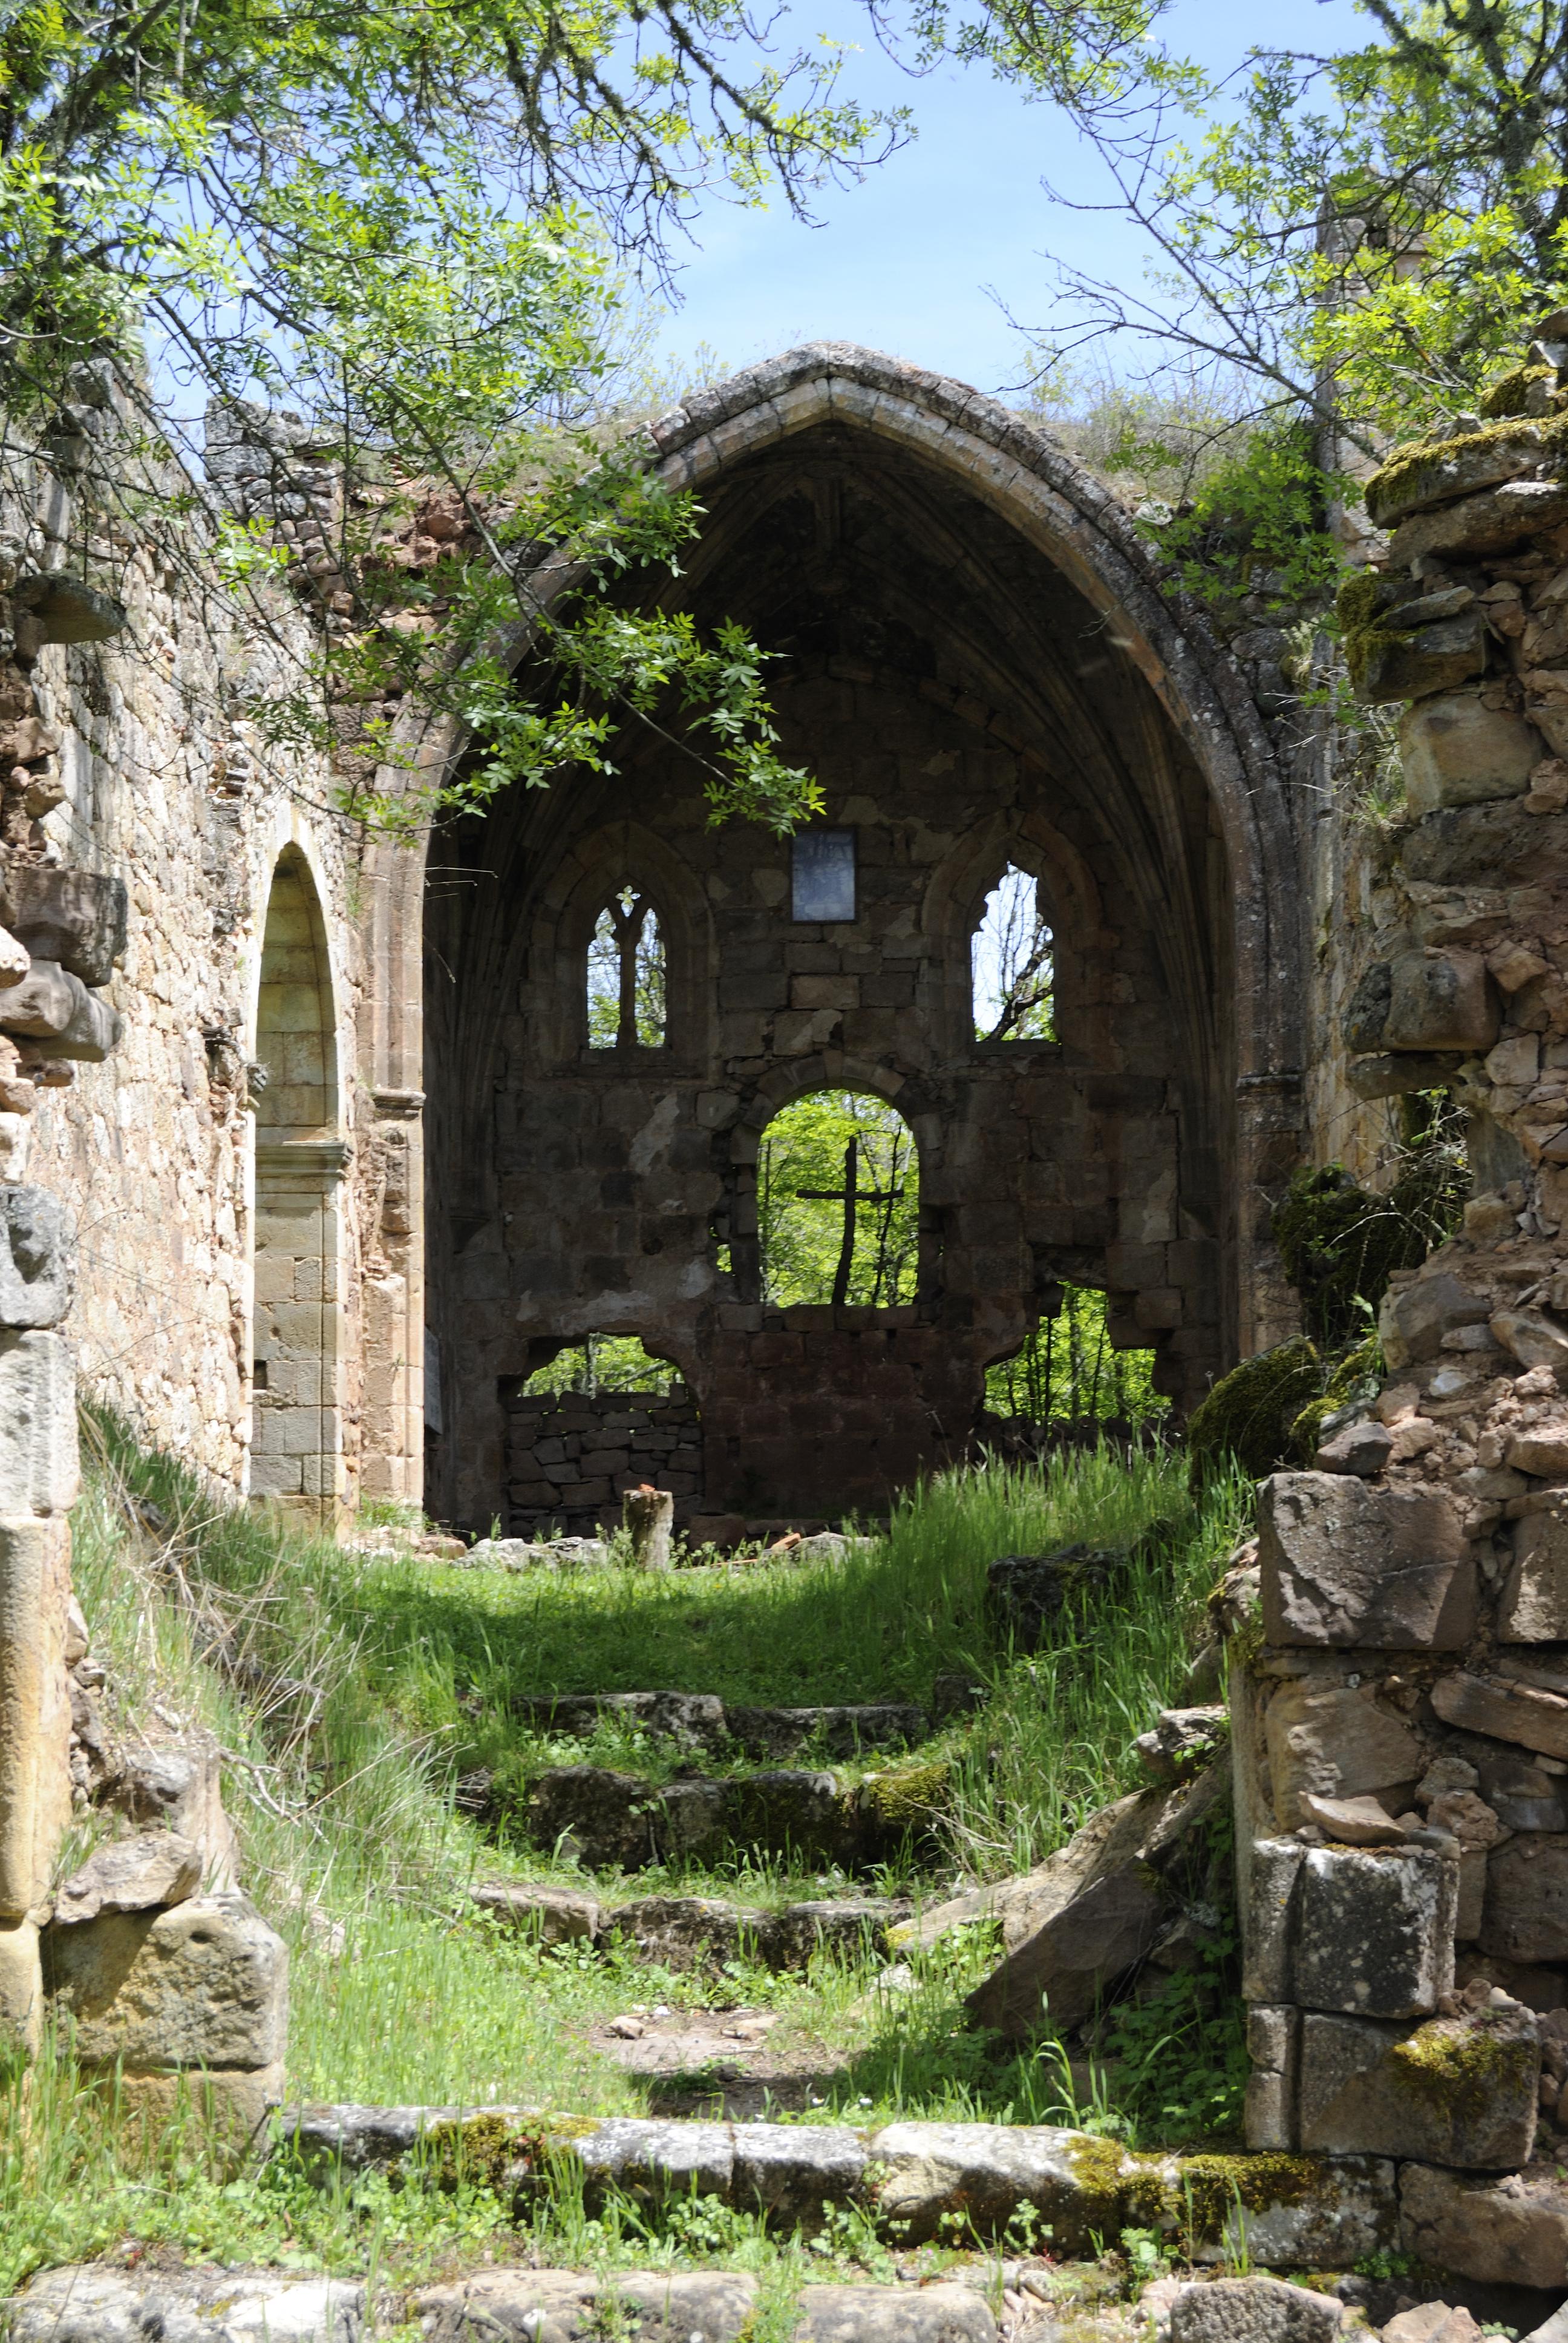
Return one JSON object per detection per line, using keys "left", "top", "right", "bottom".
{"left": 503, "top": 1385, "right": 703, "bottom": 1536}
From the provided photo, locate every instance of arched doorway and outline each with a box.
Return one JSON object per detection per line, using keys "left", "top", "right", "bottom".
{"left": 249, "top": 845, "right": 348, "bottom": 1525}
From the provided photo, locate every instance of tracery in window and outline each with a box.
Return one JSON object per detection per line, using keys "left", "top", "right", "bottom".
{"left": 972, "top": 863, "right": 1054, "bottom": 1042}
{"left": 587, "top": 888, "right": 667, "bottom": 1049}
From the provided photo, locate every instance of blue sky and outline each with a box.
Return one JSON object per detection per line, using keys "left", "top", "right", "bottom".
{"left": 653, "top": 0, "right": 1368, "bottom": 397}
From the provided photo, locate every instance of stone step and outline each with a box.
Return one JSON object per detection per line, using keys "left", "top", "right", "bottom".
{"left": 278, "top": 2103, "right": 1399, "bottom": 2267}
{"left": 480, "top": 1758, "right": 949, "bottom": 1873}
{"left": 512, "top": 1689, "right": 932, "bottom": 1760}
{"left": 474, "top": 1883, "right": 909, "bottom": 1969}
{"left": 5, "top": 2261, "right": 1005, "bottom": 2340}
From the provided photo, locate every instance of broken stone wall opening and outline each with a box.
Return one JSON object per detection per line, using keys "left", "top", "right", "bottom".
{"left": 250, "top": 845, "right": 348, "bottom": 1527}
{"left": 501, "top": 1332, "right": 700, "bottom": 1537}
{"left": 980, "top": 1284, "right": 1170, "bottom": 1436}
{"left": 750, "top": 1088, "right": 921, "bottom": 1309}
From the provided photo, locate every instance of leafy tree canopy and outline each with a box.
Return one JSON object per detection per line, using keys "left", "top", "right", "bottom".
{"left": 4, "top": 0, "right": 897, "bottom": 830}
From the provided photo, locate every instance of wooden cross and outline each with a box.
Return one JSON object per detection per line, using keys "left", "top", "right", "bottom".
{"left": 797, "top": 1136, "right": 904, "bottom": 1308}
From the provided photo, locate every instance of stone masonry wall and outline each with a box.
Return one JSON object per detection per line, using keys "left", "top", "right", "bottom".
{"left": 503, "top": 1386, "right": 702, "bottom": 1535}
{"left": 1233, "top": 331, "right": 1568, "bottom": 2240}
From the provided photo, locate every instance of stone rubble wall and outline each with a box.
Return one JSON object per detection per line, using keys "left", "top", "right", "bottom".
{"left": 503, "top": 1385, "right": 704, "bottom": 1535}
{"left": 1238, "top": 342, "right": 1568, "bottom": 2172}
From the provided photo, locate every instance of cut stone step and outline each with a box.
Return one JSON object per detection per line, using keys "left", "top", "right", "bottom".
{"left": 412, "top": 2267, "right": 998, "bottom": 2340}
{"left": 512, "top": 1689, "right": 930, "bottom": 1758}
{"left": 279, "top": 2105, "right": 1400, "bottom": 2266}
{"left": 472, "top": 1884, "right": 907, "bottom": 1970}
{"left": 5, "top": 2264, "right": 364, "bottom": 2341}
{"left": 512, "top": 1760, "right": 947, "bottom": 1872}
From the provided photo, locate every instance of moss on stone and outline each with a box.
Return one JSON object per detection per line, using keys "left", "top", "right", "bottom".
{"left": 1364, "top": 411, "right": 1568, "bottom": 524}
{"left": 1186, "top": 1337, "right": 1322, "bottom": 1487}
{"left": 861, "top": 1759, "right": 949, "bottom": 1826}
{"left": 1171, "top": 2151, "right": 1321, "bottom": 2229}
{"left": 1273, "top": 1161, "right": 1437, "bottom": 1349}
{"left": 1480, "top": 364, "right": 1555, "bottom": 419}
{"left": 1288, "top": 1331, "right": 1382, "bottom": 1460}
{"left": 1385, "top": 2014, "right": 1538, "bottom": 2129}
{"left": 1334, "top": 568, "right": 1416, "bottom": 698}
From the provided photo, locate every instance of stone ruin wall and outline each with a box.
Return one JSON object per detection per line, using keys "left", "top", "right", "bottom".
{"left": 1232, "top": 347, "right": 1568, "bottom": 2230}
{"left": 502, "top": 1384, "right": 704, "bottom": 1538}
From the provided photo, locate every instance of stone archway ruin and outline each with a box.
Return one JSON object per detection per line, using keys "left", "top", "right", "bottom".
{"left": 378, "top": 344, "right": 1307, "bottom": 1532}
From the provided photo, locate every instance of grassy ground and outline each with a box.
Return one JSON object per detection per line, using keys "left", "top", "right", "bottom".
{"left": 0, "top": 1417, "right": 1253, "bottom": 2296}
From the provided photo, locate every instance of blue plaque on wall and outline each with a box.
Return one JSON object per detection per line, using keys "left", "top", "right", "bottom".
{"left": 791, "top": 829, "right": 856, "bottom": 922}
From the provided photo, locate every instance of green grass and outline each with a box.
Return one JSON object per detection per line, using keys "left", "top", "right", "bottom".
{"left": 0, "top": 1414, "right": 1253, "bottom": 2295}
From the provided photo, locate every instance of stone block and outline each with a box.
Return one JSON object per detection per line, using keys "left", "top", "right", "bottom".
{"left": 0, "top": 1916, "right": 41, "bottom": 2053}
{"left": 1401, "top": 693, "right": 1543, "bottom": 813}
{"left": 1379, "top": 1271, "right": 1492, "bottom": 1368}
{"left": 0, "top": 1513, "right": 72, "bottom": 1919}
{"left": 1170, "top": 2278, "right": 1341, "bottom": 2343}
{"left": 731, "top": 2121, "right": 867, "bottom": 2220}
{"left": 0, "top": 1186, "right": 74, "bottom": 1328}
{"left": 1186, "top": 2158, "right": 1397, "bottom": 2270}
{"left": 794, "top": 2286, "right": 995, "bottom": 2341}
{"left": 1243, "top": 1839, "right": 1305, "bottom": 2001}
{"left": 109, "top": 1733, "right": 238, "bottom": 1888}
{"left": 0, "top": 868, "right": 126, "bottom": 988}
{"left": 1258, "top": 1472, "right": 1472, "bottom": 1648}
{"left": 1298, "top": 2006, "right": 1537, "bottom": 2165}
{"left": 1400, "top": 2162, "right": 1568, "bottom": 2286}
{"left": 1433, "top": 1670, "right": 1568, "bottom": 1760}
{"left": 1293, "top": 1846, "right": 1456, "bottom": 2018}
{"left": 1244, "top": 2004, "right": 1299, "bottom": 2150}
{"left": 1384, "top": 948, "right": 1499, "bottom": 1052}
{"left": 472, "top": 1883, "right": 601, "bottom": 1941}
{"left": 1480, "top": 1833, "right": 1568, "bottom": 1963}
{"left": 1500, "top": 1510, "right": 1568, "bottom": 1640}
{"left": 1263, "top": 1681, "right": 1424, "bottom": 1824}
{"left": 1354, "top": 610, "right": 1488, "bottom": 704}
{"left": 42, "top": 1890, "right": 288, "bottom": 2069}
{"left": 53, "top": 1832, "right": 203, "bottom": 1923}
{"left": 0, "top": 1331, "right": 79, "bottom": 1514}
{"left": 869, "top": 2121, "right": 1125, "bottom": 2250}
{"left": 7, "top": 2258, "right": 360, "bottom": 2342}
{"left": 93, "top": 2060, "right": 287, "bottom": 2165}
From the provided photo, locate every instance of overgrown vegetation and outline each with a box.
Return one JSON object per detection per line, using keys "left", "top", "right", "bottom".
{"left": 0, "top": 1417, "right": 1253, "bottom": 2295}
{"left": 981, "top": 1286, "right": 1169, "bottom": 1429}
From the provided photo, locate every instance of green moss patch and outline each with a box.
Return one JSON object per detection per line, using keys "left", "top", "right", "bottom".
{"left": 1480, "top": 364, "right": 1556, "bottom": 419}
{"left": 1186, "top": 1337, "right": 1322, "bottom": 1486}
{"left": 1364, "top": 413, "right": 1568, "bottom": 526}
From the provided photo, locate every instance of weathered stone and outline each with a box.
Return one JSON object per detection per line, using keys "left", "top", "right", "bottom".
{"left": 0, "top": 1185, "right": 73, "bottom": 1328}
{"left": 101, "top": 2060, "right": 287, "bottom": 2162}
{"left": 764, "top": 1898, "right": 903, "bottom": 1968}
{"left": 1298, "top": 1794, "right": 1405, "bottom": 1844}
{"left": 5, "top": 2264, "right": 362, "bottom": 2342}
{"left": 1380, "top": 1271, "right": 1493, "bottom": 1368}
{"left": 1134, "top": 1706, "right": 1229, "bottom": 1783}
{"left": 42, "top": 1889, "right": 288, "bottom": 2069}
{"left": 1168, "top": 2278, "right": 1341, "bottom": 2343}
{"left": 727, "top": 1703, "right": 929, "bottom": 1759}
{"left": 605, "top": 1893, "right": 740, "bottom": 1966}
{"left": 575, "top": 2114, "right": 736, "bottom": 2204}
{"left": 1298, "top": 2005, "right": 1538, "bottom": 2164}
{"left": 1366, "top": 427, "right": 1557, "bottom": 526}
{"left": 53, "top": 1830, "right": 203, "bottom": 1922}
{"left": 1401, "top": 693, "right": 1544, "bottom": 813}
{"left": 1293, "top": 1845, "right": 1456, "bottom": 2018}
{"left": 964, "top": 1860, "right": 1164, "bottom": 2036}
{"left": 1186, "top": 2158, "right": 1397, "bottom": 2270}
{"left": 527, "top": 1766, "right": 661, "bottom": 1869}
{"left": 517, "top": 1691, "right": 727, "bottom": 1748}
{"left": 1500, "top": 1509, "right": 1568, "bottom": 1639}
{"left": 1313, "top": 1420, "right": 1393, "bottom": 1476}
{"left": 1388, "top": 478, "right": 1568, "bottom": 565}
{"left": 472, "top": 1881, "right": 601, "bottom": 1942}
{"left": 1478, "top": 1752, "right": 1568, "bottom": 1832}
{"left": 1400, "top": 2161, "right": 1568, "bottom": 2286}
{"left": 1508, "top": 1424, "right": 1568, "bottom": 1473}
{"left": 0, "top": 866, "right": 128, "bottom": 986}
{"left": 1347, "top": 1052, "right": 1466, "bottom": 1101}
{"left": 1243, "top": 1840, "right": 1305, "bottom": 2003}
{"left": 793, "top": 2285, "right": 995, "bottom": 2342}
{"left": 624, "top": 1482, "right": 675, "bottom": 1570}
{"left": 0, "top": 1512, "right": 73, "bottom": 1920}
{"left": 732, "top": 2120, "right": 867, "bottom": 2217}
{"left": 11, "top": 570, "right": 128, "bottom": 643}
{"left": 19, "top": 968, "right": 122, "bottom": 1061}
{"left": 868, "top": 2121, "right": 1123, "bottom": 2249}
{"left": 0, "top": 1332, "right": 78, "bottom": 1519}
{"left": 1491, "top": 1308, "right": 1568, "bottom": 1373}
{"left": 1258, "top": 1473, "right": 1472, "bottom": 1648}
{"left": 1433, "top": 1670, "right": 1568, "bottom": 1760}
{"left": 109, "top": 1733, "right": 237, "bottom": 1886}
{"left": 1353, "top": 611, "right": 1488, "bottom": 704}
{"left": 0, "top": 1915, "right": 41, "bottom": 2052}
{"left": 414, "top": 2268, "right": 760, "bottom": 2342}
{"left": 1344, "top": 962, "right": 1393, "bottom": 1052}
{"left": 1263, "top": 1679, "right": 1425, "bottom": 1824}
{"left": 1384, "top": 948, "right": 1499, "bottom": 1052}
{"left": 1480, "top": 1833, "right": 1568, "bottom": 1963}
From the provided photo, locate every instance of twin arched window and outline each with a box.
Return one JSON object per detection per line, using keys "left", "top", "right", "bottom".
{"left": 587, "top": 888, "right": 667, "bottom": 1050}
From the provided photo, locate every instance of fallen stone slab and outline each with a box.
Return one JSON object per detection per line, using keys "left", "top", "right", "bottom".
{"left": 1169, "top": 2277, "right": 1341, "bottom": 2343}
{"left": 575, "top": 2113, "right": 737, "bottom": 2206}
{"left": 4, "top": 2264, "right": 364, "bottom": 2341}
{"left": 793, "top": 2283, "right": 995, "bottom": 2341}
{"left": 41, "top": 1889, "right": 287, "bottom": 2069}
{"left": 413, "top": 2267, "right": 756, "bottom": 2341}
{"left": 1134, "top": 1706, "right": 1229, "bottom": 1782}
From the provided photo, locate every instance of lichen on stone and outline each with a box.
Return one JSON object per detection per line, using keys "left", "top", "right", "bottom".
{"left": 1364, "top": 412, "right": 1568, "bottom": 525}
{"left": 1335, "top": 568, "right": 1417, "bottom": 696}
{"left": 861, "top": 1759, "right": 949, "bottom": 1827}
{"left": 1481, "top": 364, "right": 1557, "bottom": 419}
